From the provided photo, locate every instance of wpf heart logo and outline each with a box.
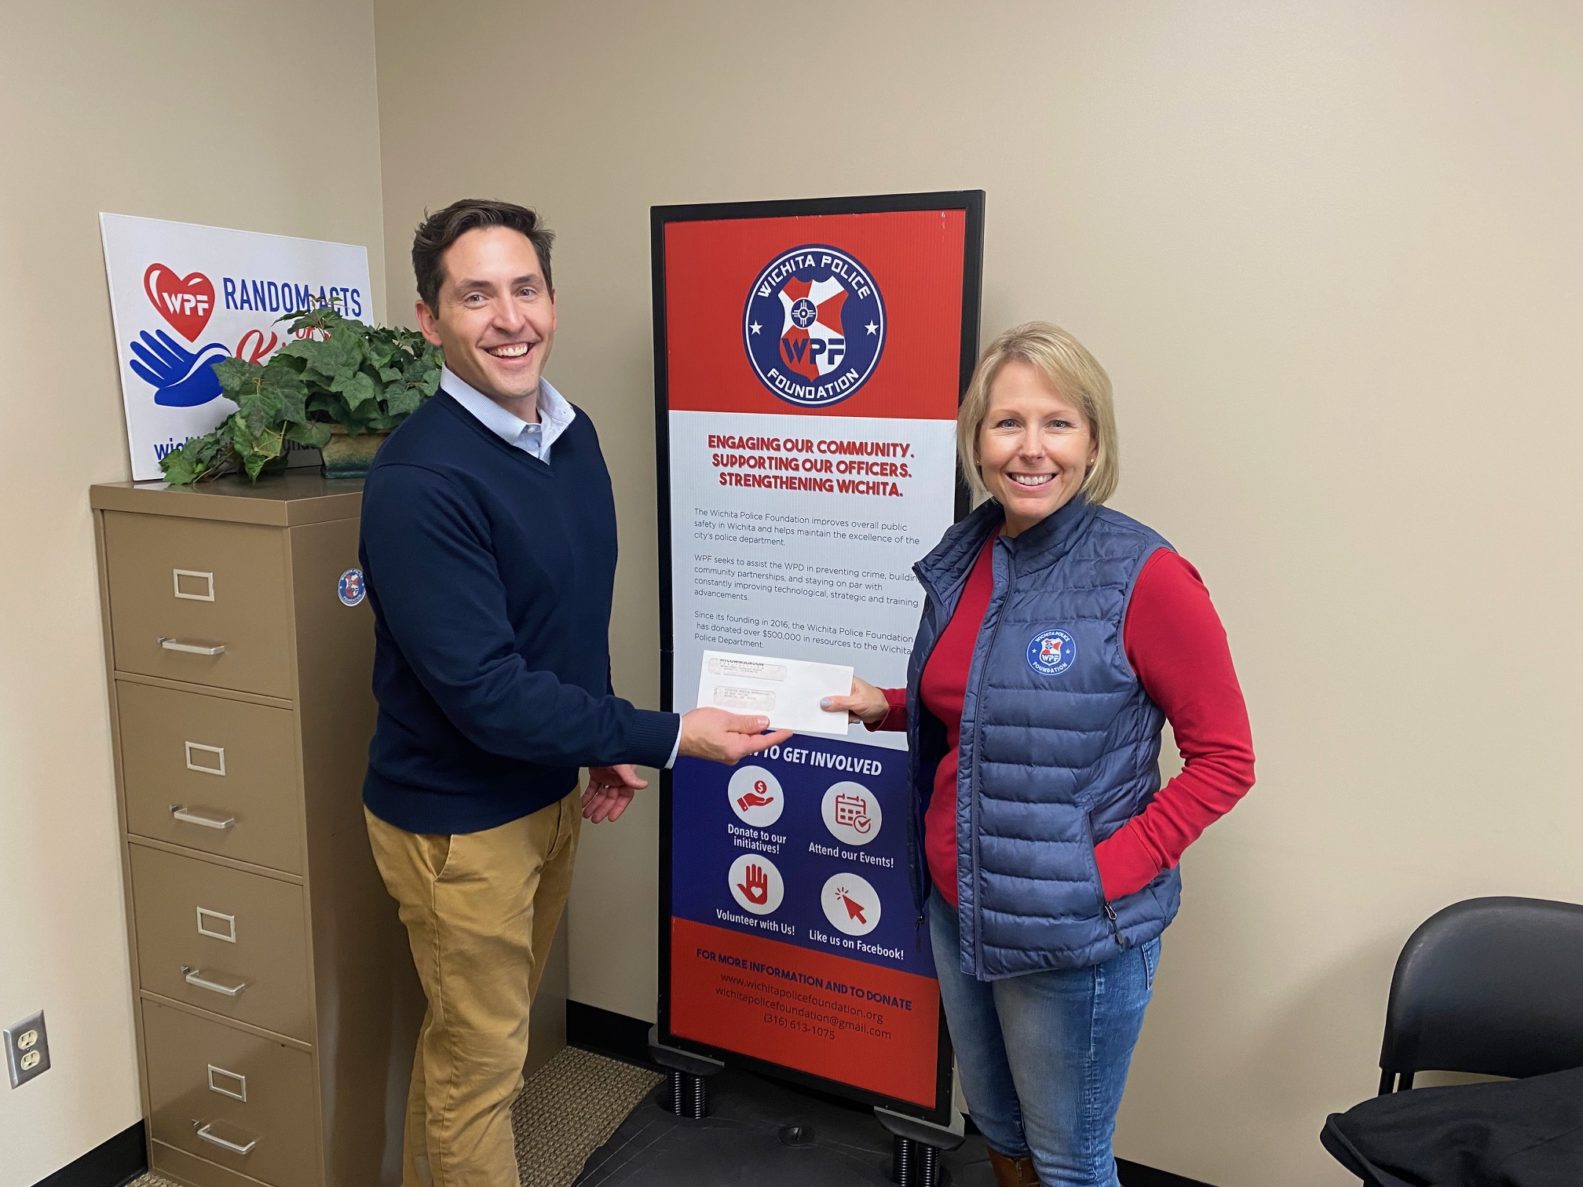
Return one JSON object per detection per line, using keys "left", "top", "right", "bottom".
{"left": 144, "top": 263, "right": 216, "bottom": 342}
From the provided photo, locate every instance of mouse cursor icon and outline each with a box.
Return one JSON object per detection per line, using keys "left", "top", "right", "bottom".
{"left": 840, "top": 893, "right": 867, "bottom": 925}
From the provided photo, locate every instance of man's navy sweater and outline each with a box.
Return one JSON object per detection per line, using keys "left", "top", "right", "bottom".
{"left": 359, "top": 389, "right": 678, "bottom": 834}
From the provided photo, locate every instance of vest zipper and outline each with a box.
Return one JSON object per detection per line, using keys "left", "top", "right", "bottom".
{"left": 910, "top": 568, "right": 949, "bottom": 928}
{"left": 1103, "top": 900, "right": 1124, "bottom": 950}
{"left": 967, "top": 544, "right": 1014, "bottom": 974}
{"left": 1086, "top": 811, "right": 1126, "bottom": 951}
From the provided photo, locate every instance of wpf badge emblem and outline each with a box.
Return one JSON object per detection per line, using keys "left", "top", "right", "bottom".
{"left": 1027, "top": 628, "right": 1077, "bottom": 676}
{"left": 337, "top": 568, "right": 366, "bottom": 607}
{"left": 744, "top": 244, "right": 885, "bottom": 407}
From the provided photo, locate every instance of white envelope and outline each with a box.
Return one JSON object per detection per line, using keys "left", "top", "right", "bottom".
{"left": 694, "top": 650, "right": 854, "bottom": 737}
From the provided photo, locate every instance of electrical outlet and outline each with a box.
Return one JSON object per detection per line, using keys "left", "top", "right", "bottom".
{"left": 4, "top": 1012, "right": 50, "bottom": 1088}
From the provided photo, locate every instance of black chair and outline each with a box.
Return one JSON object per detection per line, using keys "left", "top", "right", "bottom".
{"left": 1375, "top": 895, "right": 1583, "bottom": 1092}
{"left": 1321, "top": 896, "right": 1583, "bottom": 1186}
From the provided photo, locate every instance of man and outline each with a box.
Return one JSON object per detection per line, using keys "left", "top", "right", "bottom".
{"left": 360, "top": 198, "right": 789, "bottom": 1186}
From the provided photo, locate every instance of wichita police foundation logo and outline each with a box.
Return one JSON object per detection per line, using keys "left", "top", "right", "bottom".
{"left": 1027, "top": 628, "right": 1077, "bottom": 676}
{"left": 743, "top": 244, "right": 885, "bottom": 407}
{"left": 337, "top": 568, "right": 366, "bottom": 607}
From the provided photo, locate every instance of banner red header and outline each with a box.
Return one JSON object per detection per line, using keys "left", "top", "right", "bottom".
{"left": 664, "top": 210, "right": 966, "bottom": 421}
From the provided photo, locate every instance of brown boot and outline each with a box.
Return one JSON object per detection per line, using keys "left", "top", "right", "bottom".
{"left": 986, "top": 1146, "right": 1040, "bottom": 1187}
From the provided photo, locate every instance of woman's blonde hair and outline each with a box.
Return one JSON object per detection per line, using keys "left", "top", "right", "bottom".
{"left": 956, "top": 321, "right": 1119, "bottom": 506}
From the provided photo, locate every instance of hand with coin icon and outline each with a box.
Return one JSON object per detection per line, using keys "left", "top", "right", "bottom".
{"left": 736, "top": 779, "right": 775, "bottom": 812}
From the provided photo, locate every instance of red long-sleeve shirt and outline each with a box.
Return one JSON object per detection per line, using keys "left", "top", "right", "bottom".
{"left": 877, "top": 536, "right": 1255, "bottom": 904}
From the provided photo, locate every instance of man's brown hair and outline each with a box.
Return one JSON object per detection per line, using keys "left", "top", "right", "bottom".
{"left": 411, "top": 199, "right": 555, "bottom": 312}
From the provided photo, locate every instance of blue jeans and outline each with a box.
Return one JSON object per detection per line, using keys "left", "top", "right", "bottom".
{"left": 928, "top": 892, "right": 1160, "bottom": 1187}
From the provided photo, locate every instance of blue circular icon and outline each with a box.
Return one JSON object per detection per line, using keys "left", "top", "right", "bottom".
{"left": 743, "top": 243, "right": 886, "bottom": 408}
{"left": 337, "top": 568, "right": 366, "bottom": 607}
{"left": 1027, "top": 629, "right": 1077, "bottom": 676}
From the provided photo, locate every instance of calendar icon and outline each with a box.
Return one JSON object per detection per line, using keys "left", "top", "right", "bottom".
{"left": 822, "top": 781, "right": 882, "bottom": 845}
{"left": 834, "top": 792, "right": 871, "bottom": 833}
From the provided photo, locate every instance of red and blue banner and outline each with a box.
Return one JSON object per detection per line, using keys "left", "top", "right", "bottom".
{"left": 655, "top": 192, "right": 983, "bottom": 1122}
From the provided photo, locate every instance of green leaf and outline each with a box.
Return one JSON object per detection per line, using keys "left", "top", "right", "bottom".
{"left": 276, "top": 338, "right": 319, "bottom": 363}
{"left": 330, "top": 331, "right": 365, "bottom": 375}
{"left": 273, "top": 372, "right": 310, "bottom": 424}
{"left": 368, "top": 337, "right": 396, "bottom": 368}
{"left": 286, "top": 421, "right": 333, "bottom": 449}
{"left": 241, "top": 449, "right": 270, "bottom": 481}
{"left": 229, "top": 412, "right": 257, "bottom": 458}
{"left": 160, "top": 440, "right": 203, "bottom": 484}
{"left": 162, "top": 451, "right": 198, "bottom": 485}
{"left": 244, "top": 385, "right": 286, "bottom": 436}
{"left": 211, "top": 357, "right": 258, "bottom": 394}
{"left": 158, "top": 426, "right": 236, "bottom": 484}
{"left": 384, "top": 384, "right": 422, "bottom": 418}
{"left": 337, "top": 371, "right": 379, "bottom": 409}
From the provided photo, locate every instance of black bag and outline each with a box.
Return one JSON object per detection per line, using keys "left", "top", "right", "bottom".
{"left": 1321, "top": 1066, "right": 1583, "bottom": 1187}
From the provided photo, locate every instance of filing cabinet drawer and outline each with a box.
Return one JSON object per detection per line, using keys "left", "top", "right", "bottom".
{"left": 104, "top": 511, "right": 292, "bottom": 697}
{"left": 142, "top": 997, "right": 320, "bottom": 1187}
{"left": 130, "top": 844, "right": 310, "bottom": 1040}
{"left": 119, "top": 681, "right": 304, "bottom": 874}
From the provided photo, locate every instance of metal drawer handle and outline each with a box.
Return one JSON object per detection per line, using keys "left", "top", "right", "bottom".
{"left": 195, "top": 1122, "right": 257, "bottom": 1156}
{"left": 169, "top": 805, "right": 236, "bottom": 831}
{"left": 159, "top": 637, "right": 227, "bottom": 657}
{"left": 181, "top": 965, "right": 247, "bottom": 997}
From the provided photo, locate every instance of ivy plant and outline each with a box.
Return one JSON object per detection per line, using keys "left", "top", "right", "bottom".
{"left": 159, "top": 307, "right": 441, "bottom": 484}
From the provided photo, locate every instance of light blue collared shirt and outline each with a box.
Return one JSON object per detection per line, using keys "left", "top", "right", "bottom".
{"left": 441, "top": 365, "right": 576, "bottom": 462}
{"left": 442, "top": 365, "right": 682, "bottom": 768}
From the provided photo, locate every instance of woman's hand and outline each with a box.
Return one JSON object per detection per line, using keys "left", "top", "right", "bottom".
{"left": 821, "top": 675, "right": 890, "bottom": 726}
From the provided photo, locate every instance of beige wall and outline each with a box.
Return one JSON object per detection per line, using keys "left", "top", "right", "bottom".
{"left": 5, "top": 1, "right": 1579, "bottom": 1183}
{"left": 374, "top": 2, "right": 1582, "bottom": 1184}
{"left": 0, "top": 1, "right": 385, "bottom": 1181}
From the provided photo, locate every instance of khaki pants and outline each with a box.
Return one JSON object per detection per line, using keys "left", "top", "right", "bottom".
{"left": 365, "top": 793, "right": 580, "bottom": 1187}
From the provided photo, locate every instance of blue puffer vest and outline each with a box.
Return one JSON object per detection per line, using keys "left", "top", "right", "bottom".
{"left": 906, "top": 495, "right": 1178, "bottom": 979}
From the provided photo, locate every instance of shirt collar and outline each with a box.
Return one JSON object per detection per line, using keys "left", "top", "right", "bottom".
{"left": 441, "top": 365, "right": 576, "bottom": 455}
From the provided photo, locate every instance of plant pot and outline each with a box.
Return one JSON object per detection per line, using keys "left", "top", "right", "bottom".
{"left": 320, "top": 426, "right": 390, "bottom": 479}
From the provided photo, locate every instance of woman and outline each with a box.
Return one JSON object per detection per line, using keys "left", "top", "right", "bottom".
{"left": 824, "top": 322, "right": 1255, "bottom": 1187}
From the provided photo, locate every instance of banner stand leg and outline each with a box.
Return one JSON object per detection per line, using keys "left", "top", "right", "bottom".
{"left": 875, "top": 1106, "right": 964, "bottom": 1187}
{"left": 649, "top": 1027, "right": 724, "bottom": 1120}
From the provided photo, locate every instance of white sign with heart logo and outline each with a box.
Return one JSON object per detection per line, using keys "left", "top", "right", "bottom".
{"left": 100, "top": 212, "right": 372, "bottom": 480}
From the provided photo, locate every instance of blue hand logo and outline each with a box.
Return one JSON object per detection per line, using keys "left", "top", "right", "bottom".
{"left": 129, "top": 330, "right": 230, "bottom": 407}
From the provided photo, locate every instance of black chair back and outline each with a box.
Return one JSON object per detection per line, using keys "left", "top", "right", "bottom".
{"left": 1378, "top": 895, "right": 1583, "bottom": 1093}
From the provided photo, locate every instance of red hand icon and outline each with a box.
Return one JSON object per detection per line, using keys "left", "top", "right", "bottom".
{"left": 738, "top": 863, "right": 770, "bottom": 906}
{"left": 736, "top": 791, "right": 775, "bottom": 811}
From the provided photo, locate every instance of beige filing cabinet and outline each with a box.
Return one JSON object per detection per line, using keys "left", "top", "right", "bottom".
{"left": 91, "top": 474, "right": 426, "bottom": 1187}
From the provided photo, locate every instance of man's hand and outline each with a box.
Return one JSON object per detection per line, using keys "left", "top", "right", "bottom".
{"left": 820, "top": 675, "right": 889, "bottom": 726}
{"left": 581, "top": 763, "right": 648, "bottom": 824}
{"left": 679, "top": 707, "right": 793, "bottom": 764}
